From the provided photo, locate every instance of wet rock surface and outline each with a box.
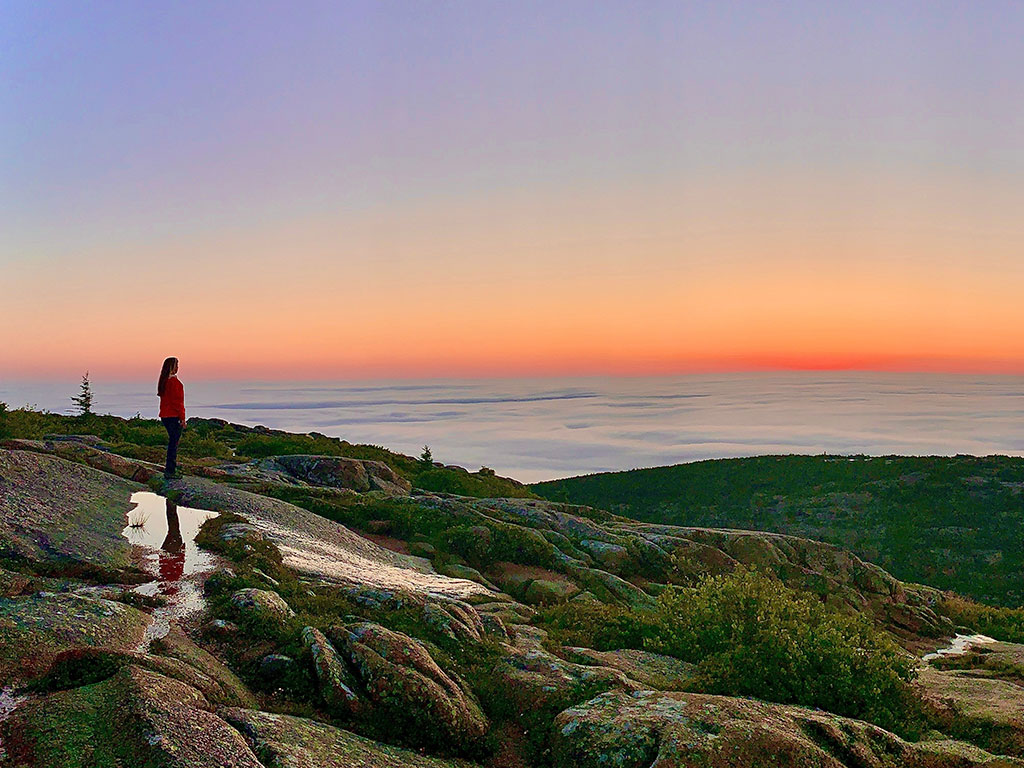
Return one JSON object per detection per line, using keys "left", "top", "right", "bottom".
{"left": 173, "top": 477, "right": 488, "bottom": 598}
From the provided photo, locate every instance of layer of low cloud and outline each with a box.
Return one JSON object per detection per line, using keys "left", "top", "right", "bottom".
{"left": 4, "top": 373, "right": 1024, "bottom": 483}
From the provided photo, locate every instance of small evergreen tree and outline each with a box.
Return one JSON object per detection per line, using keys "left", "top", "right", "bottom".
{"left": 0, "top": 401, "right": 8, "bottom": 439}
{"left": 71, "top": 372, "right": 94, "bottom": 416}
{"left": 419, "top": 445, "right": 433, "bottom": 469}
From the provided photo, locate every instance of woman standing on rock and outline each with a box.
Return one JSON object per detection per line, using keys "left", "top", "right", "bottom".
{"left": 158, "top": 357, "right": 186, "bottom": 480}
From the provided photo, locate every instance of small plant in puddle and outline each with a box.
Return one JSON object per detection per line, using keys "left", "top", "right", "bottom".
{"left": 127, "top": 509, "right": 149, "bottom": 529}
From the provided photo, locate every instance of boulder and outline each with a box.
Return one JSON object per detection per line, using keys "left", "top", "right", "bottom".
{"left": 302, "top": 626, "right": 363, "bottom": 716}
{"left": 229, "top": 588, "right": 294, "bottom": 624}
{"left": 330, "top": 621, "right": 488, "bottom": 751}
{"left": 553, "top": 689, "right": 1024, "bottom": 768}
{"left": 2, "top": 665, "right": 263, "bottom": 768}
{"left": 218, "top": 454, "right": 412, "bottom": 494}
{"left": 0, "top": 592, "right": 151, "bottom": 685}
{"left": 221, "top": 707, "right": 470, "bottom": 767}
{"left": 563, "top": 647, "right": 697, "bottom": 690}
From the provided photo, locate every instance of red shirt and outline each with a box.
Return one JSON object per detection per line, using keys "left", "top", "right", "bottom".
{"left": 159, "top": 376, "right": 186, "bottom": 421}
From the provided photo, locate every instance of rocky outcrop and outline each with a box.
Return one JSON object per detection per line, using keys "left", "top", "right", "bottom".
{"left": 2, "top": 439, "right": 162, "bottom": 483}
{"left": 4, "top": 665, "right": 263, "bottom": 768}
{"left": 173, "top": 477, "right": 487, "bottom": 598}
{"left": 920, "top": 658, "right": 1024, "bottom": 758}
{"left": 0, "top": 449, "right": 144, "bottom": 573}
{"left": 303, "top": 625, "right": 363, "bottom": 716}
{"left": 0, "top": 592, "right": 151, "bottom": 684}
{"left": 553, "top": 689, "right": 1024, "bottom": 768}
{"left": 430, "top": 495, "right": 951, "bottom": 636}
{"left": 217, "top": 454, "right": 412, "bottom": 495}
{"left": 562, "top": 647, "right": 697, "bottom": 690}
{"left": 328, "top": 621, "right": 489, "bottom": 751}
{"left": 221, "top": 707, "right": 468, "bottom": 767}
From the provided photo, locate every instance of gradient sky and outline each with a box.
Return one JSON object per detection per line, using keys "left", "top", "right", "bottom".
{"left": 3, "top": 1, "right": 1024, "bottom": 379}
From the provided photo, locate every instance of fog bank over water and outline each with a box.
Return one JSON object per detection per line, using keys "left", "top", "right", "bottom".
{"left": 4, "top": 373, "right": 1024, "bottom": 483}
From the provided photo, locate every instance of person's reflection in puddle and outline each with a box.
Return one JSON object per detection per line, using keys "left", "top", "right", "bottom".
{"left": 158, "top": 497, "right": 185, "bottom": 592}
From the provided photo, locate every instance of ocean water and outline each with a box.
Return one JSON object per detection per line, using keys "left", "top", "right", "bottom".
{"left": 4, "top": 373, "right": 1024, "bottom": 483}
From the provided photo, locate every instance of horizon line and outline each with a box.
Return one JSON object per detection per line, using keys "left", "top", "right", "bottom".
{"left": 7, "top": 362, "right": 1024, "bottom": 384}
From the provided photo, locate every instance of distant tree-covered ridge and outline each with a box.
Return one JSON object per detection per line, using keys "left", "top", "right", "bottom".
{"left": 533, "top": 454, "right": 1024, "bottom": 607}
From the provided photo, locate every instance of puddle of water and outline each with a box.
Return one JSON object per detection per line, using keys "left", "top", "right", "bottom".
{"left": 923, "top": 633, "right": 998, "bottom": 662}
{"left": 121, "top": 491, "right": 220, "bottom": 644}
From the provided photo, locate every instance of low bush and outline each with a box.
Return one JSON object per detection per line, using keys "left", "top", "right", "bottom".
{"left": 536, "top": 602, "right": 654, "bottom": 650}
{"left": 648, "top": 568, "right": 923, "bottom": 736}
{"left": 414, "top": 468, "right": 533, "bottom": 499}
{"left": 938, "top": 594, "right": 1024, "bottom": 643}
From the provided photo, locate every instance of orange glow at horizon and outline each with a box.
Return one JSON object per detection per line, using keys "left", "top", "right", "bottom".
{"left": 5, "top": 171, "right": 1024, "bottom": 381}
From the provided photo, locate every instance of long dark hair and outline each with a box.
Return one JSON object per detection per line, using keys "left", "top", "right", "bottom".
{"left": 157, "top": 357, "right": 178, "bottom": 397}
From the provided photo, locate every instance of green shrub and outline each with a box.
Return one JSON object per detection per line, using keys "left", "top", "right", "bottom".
{"left": 0, "top": 401, "right": 8, "bottom": 439}
{"left": 414, "top": 468, "right": 533, "bottom": 499}
{"left": 939, "top": 594, "right": 1024, "bottom": 643}
{"left": 235, "top": 433, "right": 343, "bottom": 459}
{"left": 648, "top": 568, "right": 921, "bottom": 736}
{"left": 536, "top": 602, "right": 653, "bottom": 650}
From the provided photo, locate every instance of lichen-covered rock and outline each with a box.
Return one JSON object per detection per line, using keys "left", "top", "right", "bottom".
{"left": 204, "top": 618, "right": 239, "bottom": 636}
{"left": 229, "top": 587, "right": 295, "bottom": 623}
{"left": 553, "top": 689, "right": 1024, "bottom": 768}
{"left": 563, "top": 647, "right": 697, "bottom": 691}
{"left": 578, "top": 539, "right": 630, "bottom": 570}
{"left": 221, "top": 707, "right": 470, "bottom": 767}
{"left": 420, "top": 599, "right": 486, "bottom": 643}
{"left": 331, "top": 621, "right": 488, "bottom": 751}
{"left": 524, "top": 578, "right": 580, "bottom": 605}
{"left": 0, "top": 592, "right": 151, "bottom": 684}
{"left": 438, "top": 563, "right": 499, "bottom": 591}
{"left": 3, "top": 665, "right": 263, "bottom": 768}
{"left": 919, "top": 665, "right": 1024, "bottom": 757}
{"left": 218, "top": 454, "right": 412, "bottom": 494}
{"left": 303, "top": 625, "right": 363, "bottom": 716}
{"left": 494, "top": 638, "right": 637, "bottom": 713}
{"left": 0, "top": 449, "right": 143, "bottom": 573}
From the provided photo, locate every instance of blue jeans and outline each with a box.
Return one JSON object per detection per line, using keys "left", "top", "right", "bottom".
{"left": 162, "top": 417, "right": 182, "bottom": 476}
